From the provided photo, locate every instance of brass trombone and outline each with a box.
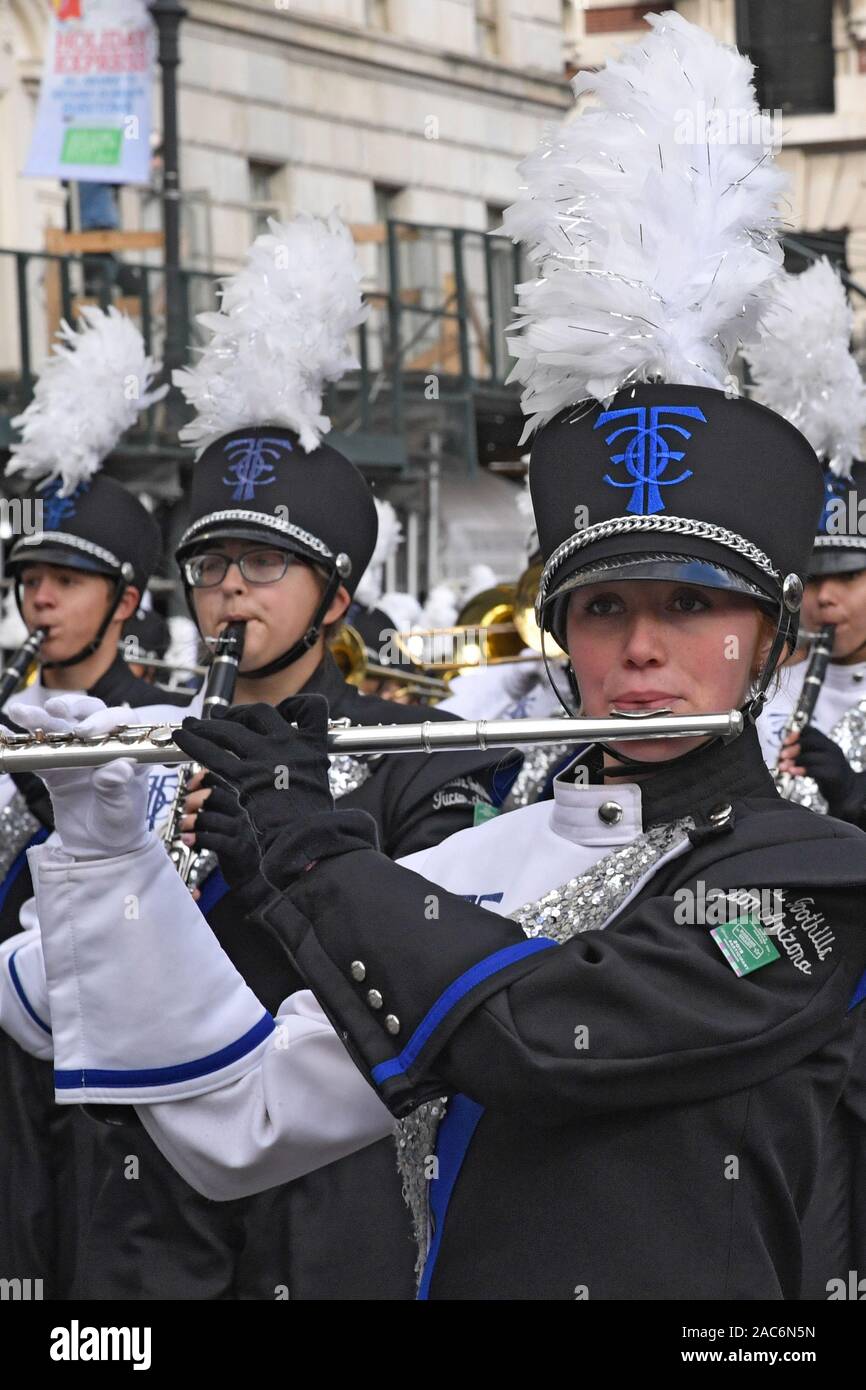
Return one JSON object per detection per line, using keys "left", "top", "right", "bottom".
{"left": 390, "top": 566, "right": 567, "bottom": 677}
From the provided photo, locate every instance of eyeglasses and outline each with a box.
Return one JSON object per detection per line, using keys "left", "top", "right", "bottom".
{"left": 184, "top": 549, "right": 296, "bottom": 589}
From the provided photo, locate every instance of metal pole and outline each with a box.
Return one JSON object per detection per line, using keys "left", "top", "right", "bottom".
{"left": 427, "top": 431, "right": 441, "bottom": 590}
{"left": 148, "top": 1, "right": 188, "bottom": 400}
{"left": 406, "top": 509, "right": 419, "bottom": 595}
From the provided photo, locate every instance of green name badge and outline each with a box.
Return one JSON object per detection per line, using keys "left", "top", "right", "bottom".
{"left": 710, "top": 916, "right": 780, "bottom": 977}
{"left": 473, "top": 802, "right": 500, "bottom": 827}
{"left": 62, "top": 127, "right": 123, "bottom": 167}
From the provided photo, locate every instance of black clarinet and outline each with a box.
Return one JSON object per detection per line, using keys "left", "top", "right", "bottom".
{"left": 163, "top": 621, "right": 246, "bottom": 887}
{"left": 774, "top": 621, "right": 835, "bottom": 796}
{"left": 0, "top": 628, "right": 47, "bottom": 713}
{"left": 201, "top": 621, "right": 247, "bottom": 717}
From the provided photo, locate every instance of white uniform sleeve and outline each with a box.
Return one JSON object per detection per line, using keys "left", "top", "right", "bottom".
{"left": 29, "top": 835, "right": 278, "bottom": 1104}
{"left": 28, "top": 835, "right": 393, "bottom": 1198}
{"left": 138, "top": 990, "right": 394, "bottom": 1201}
{"left": 0, "top": 894, "right": 53, "bottom": 1059}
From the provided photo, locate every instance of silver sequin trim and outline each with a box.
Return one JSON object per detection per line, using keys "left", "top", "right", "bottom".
{"left": 813, "top": 536, "right": 866, "bottom": 552}
{"left": 830, "top": 700, "right": 866, "bottom": 773}
{"left": 10, "top": 531, "right": 121, "bottom": 569}
{"left": 538, "top": 516, "right": 780, "bottom": 619}
{"left": 395, "top": 814, "right": 694, "bottom": 1283}
{"left": 180, "top": 509, "right": 334, "bottom": 563}
{"left": 328, "top": 753, "right": 374, "bottom": 799}
{"left": 503, "top": 741, "right": 572, "bottom": 810}
{"left": 0, "top": 791, "right": 40, "bottom": 881}
{"left": 778, "top": 697, "right": 866, "bottom": 815}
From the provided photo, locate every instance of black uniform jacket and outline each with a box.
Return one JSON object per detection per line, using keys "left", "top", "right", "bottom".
{"left": 51, "top": 653, "right": 520, "bottom": 1300}
{"left": 0, "top": 658, "right": 190, "bottom": 1300}
{"left": 255, "top": 723, "right": 866, "bottom": 1300}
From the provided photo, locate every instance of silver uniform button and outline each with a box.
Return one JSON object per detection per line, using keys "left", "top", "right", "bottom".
{"left": 708, "top": 803, "right": 733, "bottom": 825}
{"left": 598, "top": 800, "right": 623, "bottom": 825}
{"left": 350, "top": 961, "right": 366, "bottom": 982}
{"left": 367, "top": 989, "right": 383, "bottom": 1010}
{"left": 385, "top": 1015, "right": 400, "bottom": 1035}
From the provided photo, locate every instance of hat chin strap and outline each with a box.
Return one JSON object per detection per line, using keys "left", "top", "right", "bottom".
{"left": 225, "top": 570, "right": 342, "bottom": 682}
{"left": 20, "top": 566, "right": 134, "bottom": 672}
{"left": 540, "top": 596, "right": 795, "bottom": 777}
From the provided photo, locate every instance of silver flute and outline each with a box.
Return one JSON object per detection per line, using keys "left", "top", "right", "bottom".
{"left": 0, "top": 710, "right": 744, "bottom": 772}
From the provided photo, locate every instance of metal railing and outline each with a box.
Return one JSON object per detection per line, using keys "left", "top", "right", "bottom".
{"left": 0, "top": 221, "right": 525, "bottom": 472}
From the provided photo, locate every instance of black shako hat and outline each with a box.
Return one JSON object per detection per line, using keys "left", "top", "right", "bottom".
{"left": 6, "top": 476, "right": 161, "bottom": 671}
{"left": 531, "top": 384, "right": 824, "bottom": 647}
{"left": 7, "top": 475, "right": 159, "bottom": 595}
{"left": 809, "top": 462, "right": 866, "bottom": 577}
{"left": 123, "top": 606, "right": 171, "bottom": 663}
{"left": 175, "top": 425, "right": 378, "bottom": 592}
{"left": 175, "top": 425, "right": 379, "bottom": 681}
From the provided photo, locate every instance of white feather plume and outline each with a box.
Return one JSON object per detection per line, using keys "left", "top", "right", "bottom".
{"left": 7, "top": 306, "right": 166, "bottom": 496}
{"left": 419, "top": 584, "right": 460, "bottom": 631}
{"left": 460, "top": 564, "right": 499, "bottom": 601}
{"left": 165, "top": 614, "right": 203, "bottom": 673}
{"left": 175, "top": 213, "right": 369, "bottom": 456}
{"left": 743, "top": 258, "right": 866, "bottom": 477}
{"left": 379, "top": 591, "right": 423, "bottom": 632}
{"left": 515, "top": 477, "right": 534, "bottom": 521}
{"left": 355, "top": 499, "right": 404, "bottom": 609}
{"left": 503, "top": 9, "right": 788, "bottom": 439}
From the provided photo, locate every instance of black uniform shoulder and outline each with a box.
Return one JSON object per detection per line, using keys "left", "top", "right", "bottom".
{"left": 690, "top": 792, "right": 866, "bottom": 892}
{"left": 336, "top": 684, "right": 458, "bottom": 729}
{"left": 89, "top": 657, "right": 193, "bottom": 710}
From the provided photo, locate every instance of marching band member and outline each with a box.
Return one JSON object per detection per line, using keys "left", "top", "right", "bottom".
{"left": 18, "top": 12, "right": 866, "bottom": 1301}
{"left": 744, "top": 261, "right": 866, "bottom": 1298}
{"left": 744, "top": 260, "right": 866, "bottom": 777}
{"left": 1, "top": 216, "right": 517, "bottom": 1300}
{"left": 0, "top": 308, "right": 189, "bottom": 1296}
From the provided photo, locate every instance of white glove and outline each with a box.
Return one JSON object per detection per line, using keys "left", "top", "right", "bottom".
{"left": 6, "top": 695, "right": 152, "bottom": 860}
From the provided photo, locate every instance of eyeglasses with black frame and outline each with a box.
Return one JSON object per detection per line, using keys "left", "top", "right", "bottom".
{"left": 184, "top": 548, "right": 297, "bottom": 589}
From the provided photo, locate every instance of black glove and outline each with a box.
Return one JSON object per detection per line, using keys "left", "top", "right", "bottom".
{"left": 797, "top": 724, "right": 866, "bottom": 823}
{"left": 172, "top": 695, "right": 379, "bottom": 888}
{"left": 193, "top": 777, "right": 260, "bottom": 894}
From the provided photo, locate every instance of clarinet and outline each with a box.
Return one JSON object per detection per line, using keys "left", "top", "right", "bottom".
{"left": 163, "top": 621, "right": 246, "bottom": 889}
{"left": 774, "top": 621, "right": 835, "bottom": 798}
{"left": 0, "top": 628, "right": 47, "bottom": 712}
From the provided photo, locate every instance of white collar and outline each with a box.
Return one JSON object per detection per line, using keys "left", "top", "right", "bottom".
{"left": 824, "top": 660, "right": 866, "bottom": 695}
{"left": 550, "top": 762, "right": 644, "bottom": 847}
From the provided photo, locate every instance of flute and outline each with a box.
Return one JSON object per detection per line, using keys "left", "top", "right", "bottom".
{"left": 0, "top": 710, "right": 744, "bottom": 772}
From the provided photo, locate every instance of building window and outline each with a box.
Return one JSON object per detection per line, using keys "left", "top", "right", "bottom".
{"left": 248, "top": 160, "right": 284, "bottom": 238}
{"left": 475, "top": 0, "right": 500, "bottom": 60}
{"left": 365, "top": 0, "right": 389, "bottom": 29}
{"left": 735, "top": 0, "right": 835, "bottom": 117}
{"left": 562, "top": 0, "right": 583, "bottom": 71}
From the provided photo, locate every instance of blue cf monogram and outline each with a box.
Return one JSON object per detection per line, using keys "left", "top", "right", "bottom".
{"left": 146, "top": 772, "right": 179, "bottom": 833}
{"left": 596, "top": 405, "right": 707, "bottom": 515}
{"left": 222, "top": 437, "right": 290, "bottom": 502}
{"left": 819, "top": 473, "right": 846, "bottom": 534}
{"left": 40, "top": 479, "right": 80, "bottom": 529}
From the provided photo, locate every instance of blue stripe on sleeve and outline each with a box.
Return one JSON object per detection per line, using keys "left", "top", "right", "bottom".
{"left": 849, "top": 968, "right": 866, "bottom": 1011}
{"left": 418, "top": 1093, "right": 484, "bottom": 1300}
{"left": 54, "top": 1009, "right": 275, "bottom": 1091}
{"left": 371, "top": 936, "right": 556, "bottom": 1085}
{"left": 0, "top": 827, "right": 50, "bottom": 914}
{"left": 199, "top": 866, "right": 230, "bottom": 917}
{"left": 7, "top": 948, "right": 52, "bottom": 1035}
